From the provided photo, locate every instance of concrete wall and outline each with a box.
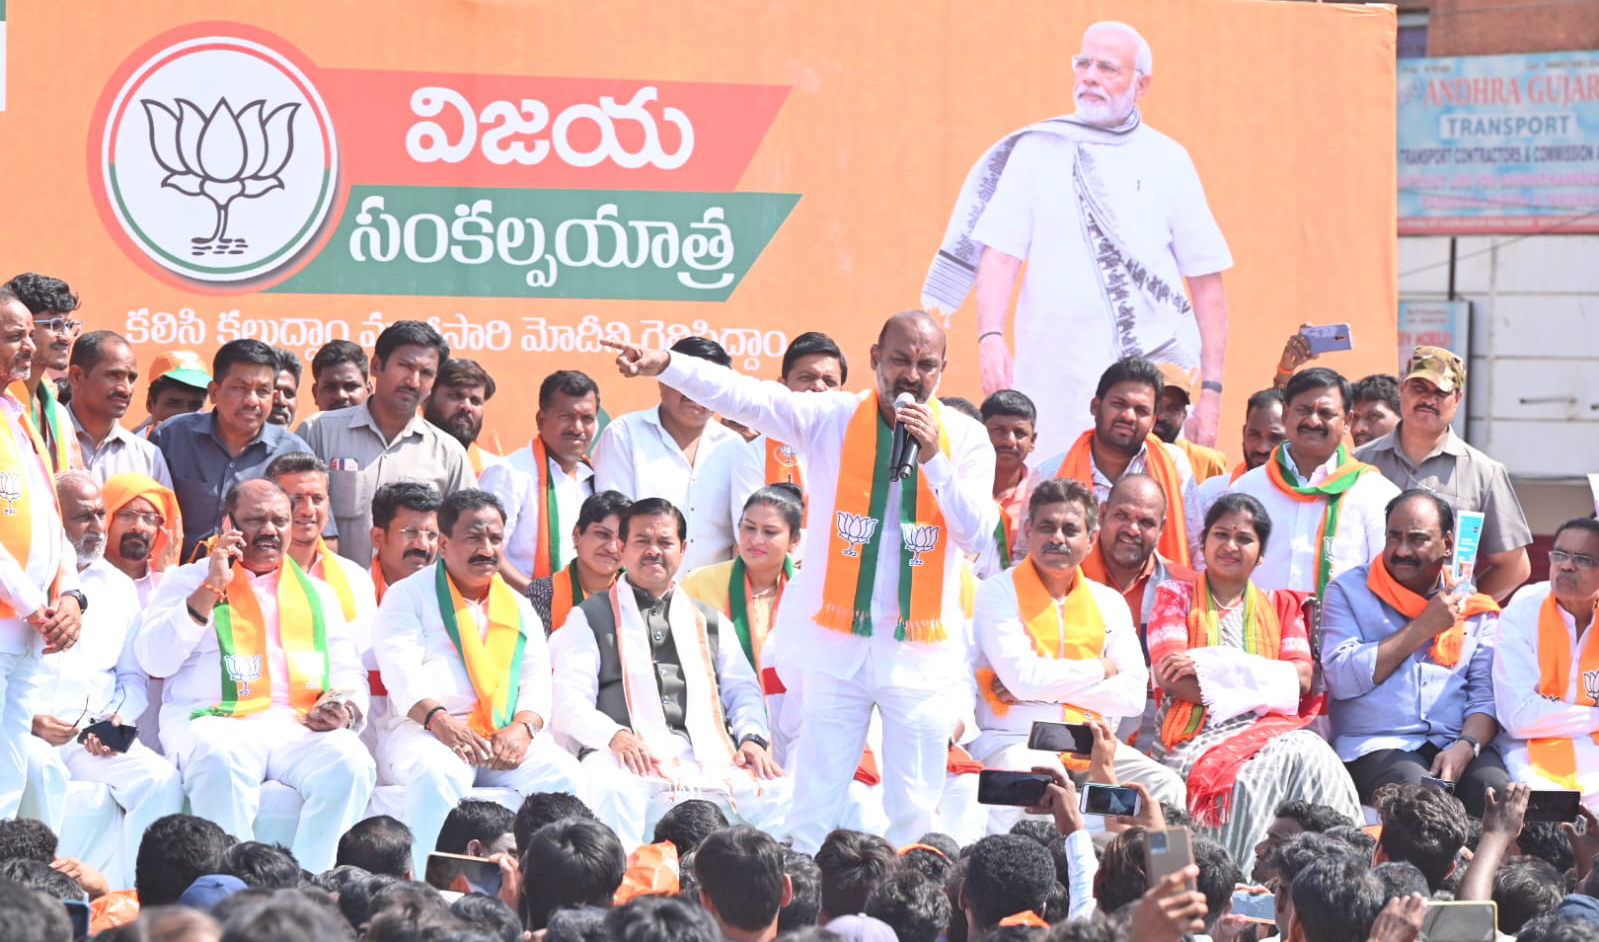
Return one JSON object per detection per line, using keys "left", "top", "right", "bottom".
{"left": 1425, "top": 0, "right": 1599, "bottom": 57}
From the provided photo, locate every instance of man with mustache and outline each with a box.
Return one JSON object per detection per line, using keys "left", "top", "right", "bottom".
{"left": 66, "top": 331, "right": 171, "bottom": 487}
{"left": 376, "top": 488, "right": 580, "bottom": 874}
{"left": 150, "top": 339, "right": 314, "bottom": 560}
{"left": 479, "top": 369, "right": 600, "bottom": 591}
{"left": 982, "top": 389, "right": 1036, "bottom": 568}
{"left": 594, "top": 335, "right": 744, "bottom": 572}
{"left": 369, "top": 481, "right": 443, "bottom": 603}
{"left": 103, "top": 472, "right": 182, "bottom": 606}
{"left": 526, "top": 489, "right": 629, "bottom": 635}
{"left": 0, "top": 285, "right": 84, "bottom": 818}
{"left": 1035, "top": 357, "right": 1203, "bottom": 567}
{"left": 3, "top": 272, "right": 84, "bottom": 472}
{"left": 424, "top": 357, "right": 503, "bottom": 476}
{"left": 298, "top": 320, "right": 475, "bottom": 567}
{"left": 551, "top": 497, "right": 786, "bottom": 847}
{"left": 1232, "top": 367, "right": 1398, "bottom": 599}
{"left": 22, "top": 472, "right": 183, "bottom": 888}
{"left": 1196, "top": 388, "right": 1285, "bottom": 520}
{"left": 134, "top": 478, "right": 374, "bottom": 872}
{"left": 601, "top": 310, "right": 996, "bottom": 853}
{"left": 1081, "top": 474, "right": 1196, "bottom": 645}
{"left": 1491, "top": 518, "right": 1599, "bottom": 810}
{"left": 925, "top": 21, "right": 1232, "bottom": 457}
{"left": 269, "top": 348, "right": 301, "bottom": 428}
{"left": 1321, "top": 489, "right": 1508, "bottom": 815}
{"left": 1356, "top": 347, "right": 1531, "bottom": 603}
{"left": 311, "top": 340, "right": 373, "bottom": 414}
{"left": 728, "top": 332, "right": 848, "bottom": 524}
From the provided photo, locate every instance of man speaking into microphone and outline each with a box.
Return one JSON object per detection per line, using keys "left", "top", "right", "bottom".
{"left": 604, "top": 311, "right": 997, "bottom": 851}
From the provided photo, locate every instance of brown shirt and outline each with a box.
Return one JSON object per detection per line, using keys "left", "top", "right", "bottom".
{"left": 1355, "top": 424, "right": 1531, "bottom": 555}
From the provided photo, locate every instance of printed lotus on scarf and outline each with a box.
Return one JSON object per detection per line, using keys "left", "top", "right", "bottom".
{"left": 223, "top": 654, "right": 264, "bottom": 696}
{"left": 141, "top": 97, "right": 301, "bottom": 255}
{"left": 901, "top": 523, "right": 940, "bottom": 566}
{"left": 0, "top": 471, "right": 20, "bottom": 515}
{"left": 835, "top": 511, "right": 878, "bottom": 558}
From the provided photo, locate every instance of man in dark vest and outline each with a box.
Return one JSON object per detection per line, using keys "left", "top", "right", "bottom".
{"left": 550, "top": 497, "right": 788, "bottom": 847}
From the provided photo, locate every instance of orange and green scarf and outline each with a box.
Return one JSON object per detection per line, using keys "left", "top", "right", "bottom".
{"left": 192, "top": 559, "right": 329, "bottom": 719}
{"left": 529, "top": 437, "right": 589, "bottom": 580}
{"left": 1158, "top": 577, "right": 1283, "bottom": 750}
{"left": 8, "top": 380, "right": 76, "bottom": 473}
{"left": 1366, "top": 555, "right": 1499, "bottom": 668}
{"left": 727, "top": 555, "right": 792, "bottom": 672}
{"left": 817, "top": 392, "right": 949, "bottom": 642}
{"left": 315, "top": 539, "right": 358, "bottom": 621}
{"left": 0, "top": 396, "right": 61, "bottom": 618}
{"left": 1055, "top": 429, "right": 1189, "bottom": 566}
{"left": 1529, "top": 593, "right": 1599, "bottom": 790}
{"left": 1265, "top": 442, "right": 1375, "bottom": 598}
{"left": 548, "top": 561, "right": 594, "bottom": 633}
{"left": 436, "top": 561, "right": 527, "bottom": 738}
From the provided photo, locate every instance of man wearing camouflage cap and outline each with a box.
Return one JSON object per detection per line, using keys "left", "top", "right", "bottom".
{"left": 1356, "top": 346, "right": 1532, "bottom": 602}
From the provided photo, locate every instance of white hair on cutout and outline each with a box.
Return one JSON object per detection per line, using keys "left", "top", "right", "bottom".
{"left": 1083, "top": 21, "right": 1153, "bottom": 76}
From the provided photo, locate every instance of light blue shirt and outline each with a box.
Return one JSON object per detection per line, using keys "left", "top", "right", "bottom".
{"left": 1321, "top": 562, "right": 1499, "bottom": 762}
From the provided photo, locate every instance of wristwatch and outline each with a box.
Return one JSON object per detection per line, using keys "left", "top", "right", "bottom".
{"left": 59, "top": 589, "right": 88, "bottom": 613}
{"left": 1457, "top": 734, "right": 1482, "bottom": 758}
{"left": 738, "top": 733, "right": 770, "bottom": 751}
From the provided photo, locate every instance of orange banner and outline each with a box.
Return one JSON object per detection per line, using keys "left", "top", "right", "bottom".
{"left": 0, "top": 0, "right": 1396, "bottom": 460}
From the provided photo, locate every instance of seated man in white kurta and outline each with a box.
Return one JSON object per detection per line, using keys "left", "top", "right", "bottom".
{"left": 135, "top": 478, "right": 374, "bottom": 873}
{"left": 971, "top": 477, "right": 1184, "bottom": 831}
{"left": 1492, "top": 518, "right": 1599, "bottom": 809}
{"left": 551, "top": 497, "right": 789, "bottom": 849}
{"left": 23, "top": 472, "right": 183, "bottom": 888}
{"left": 375, "top": 488, "right": 584, "bottom": 877}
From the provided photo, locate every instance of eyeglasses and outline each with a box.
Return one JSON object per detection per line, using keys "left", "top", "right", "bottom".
{"left": 34, "top": 317, "right": 82, "bottom": 334}
{"left": 68, "top": 688, "right": 127, "bottom": 730}
{"left": 1071, "top": 55, "right": 1126, "bottom": 78}
{"left": 113, "top": 509, "right": 165, "bottom": 527}
{"left": 1550, "top": 550, "right": 1598, "bottom": 571}
{"left": 398, "top": 527, "right": 440, "bottom": 542}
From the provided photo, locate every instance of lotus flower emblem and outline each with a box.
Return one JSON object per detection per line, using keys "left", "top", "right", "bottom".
{"left": 140, "top": 97, "right": 300, "bottom": 256}
{"left": 223, "top": 654, "right": 264, "bottom": 698}
{"left": 835, "top": 511, "right": 879, "bottom": 559}
{"left": 1585, "top": 669, "right": 1599, "bottom": 704}
{"left": 0, "top": 471, "right": 20, "bottom": 516}
{"left": 901, "top": 523, "right": 940, "bottom": 567}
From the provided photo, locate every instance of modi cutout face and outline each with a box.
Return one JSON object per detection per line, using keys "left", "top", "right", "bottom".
{"left": 1073, "top": 23, "right": 1151, "bottom": 127}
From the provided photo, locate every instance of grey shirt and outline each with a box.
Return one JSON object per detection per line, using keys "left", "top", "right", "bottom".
{"left": 68, "top": 403, "right": 172, "bottom": 488}
{"left": 149, "top": 411, "right": 313, "bottom": 559}
{"left": 1356, "top": 424, "right": 1532, "bottom": 556}
{"left": 296, "top": 402, "right": 476, "bottom": 564}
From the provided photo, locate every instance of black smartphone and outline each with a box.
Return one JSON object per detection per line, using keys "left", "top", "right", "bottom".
{"left": 424, "top": 852, "right": 503, "bottom": 897}
{"left": 976, "top": 770, "right": 1052, "bottom": 807}
{"left": 1524, "top": 789, "right": 1583, "bottom": 823}
{"left": 1028, "top": 721, "right": 1095, "bottom": 756}
{"left": 79, "top": 719, "right": 138, "bottom": 753}
{"left": 1419, "top": 775, "right": 1456, "bottom": 794}
{"left": 1080, "top": 782, "right": 1143, "bottom": 818}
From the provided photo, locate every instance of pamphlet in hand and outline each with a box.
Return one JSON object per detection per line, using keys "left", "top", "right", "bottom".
{"left": 1452, "top": 510, "right": 1485, "bottom": 595}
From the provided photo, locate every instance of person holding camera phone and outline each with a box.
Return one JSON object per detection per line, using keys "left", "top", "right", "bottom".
{"left": 20, "top": 472, "right": 183, "bottom": 889}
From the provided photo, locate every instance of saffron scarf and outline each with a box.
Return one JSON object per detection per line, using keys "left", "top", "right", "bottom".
{"left": 1265, "top": 442, "right": 1376, "bottom": 598}
{"left": 727, "top": 555, "right": 792, "bottom": 674}
{"left": 1229, "top": 462, "right": 1247, "bottom": 483}
{"left": 191, "top": 559, "right": 329, "bottom": 719}
{"left": 370, "top": 557, "right": 389, "bottom": 603}
{"left": 764, "top": 436, "right": 804, "bottom": 493}
{"left": 1158, "top": 577, "right": 1283, "bottom": 750}
{"left": 435, "top": 561, "right": 528, "bottom": 738}
{"left": 1055, "top": 430, "right": 1189, "bottom": 567}
{"left": 1528, "top": 593, "right": 1599, "bottom": 790}
{"left": 0, "top": 396, "right": 61, "bottom": 618}
{"left": 1365, "top": 556, "right": 1499, "bottom": 668}
{"left": 529, "top": 437, "right": 587, "bottom": 579}
{"left": 817, "top": 391, "right": 950, "bottom": 642}
{"left": 8, "top": 380, "right": 76, "bottom": 473}
{"left": 548, "top": 562, "right": 588, "bottom": 633}
{"left": 314, "top": 540, "right": 358, "bottom": 621}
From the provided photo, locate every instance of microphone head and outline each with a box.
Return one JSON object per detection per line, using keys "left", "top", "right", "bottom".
{"left": 894, "top": 391, "right": 916, "bottom": 408}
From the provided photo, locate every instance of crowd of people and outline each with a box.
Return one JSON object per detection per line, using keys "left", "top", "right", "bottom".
{"left": 0, "top": 240, "right": 1595, "bottom": 938}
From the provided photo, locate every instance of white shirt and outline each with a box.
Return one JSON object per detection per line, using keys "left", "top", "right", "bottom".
{"left": 374, "top": 561, "right": 552, "bottom": 730}
{"left": 972, "top": 571, "right": 1148, "bottom": 734}
{"left": 1228, "top": 450, "right": 1399, "bottom": 594}
{"left": 657, "top": 354, "right": 998, "bottom": 691}
{"left": 1033, "top": 439, "right": 1204, "bottom": 562}
{"left": 0, "top": 397, "right": 74, "bottom": 654}
{"left": 549, "top": 580, "right": 769, "bottom": 752}
{"left": 479, "top": 441, "right": 596, "bottom": 578}
{"left": 592, "top": 406, "right": 742, "bottom": 572}
{"left": 129, "top": 568, "right": 164, "bottom": 608}
{"left": 68, "top": 404, "right": 172, "bottom": 488}
{"left": 134, "top": 559, "right": 368, "bottom": 722}
{"left": 1492, "top": 583, "right": 1599, "bottom": 742}
{"left": 34, "top": 560, "right": 146, "bottom": 722}
{"left": 971, "top": 124, "right": 1232, "bottom": 457}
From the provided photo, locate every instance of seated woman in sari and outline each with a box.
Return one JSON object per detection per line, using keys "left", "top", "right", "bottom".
{"left": 1147, "top": 492, "right": 1362, "bottom": 864}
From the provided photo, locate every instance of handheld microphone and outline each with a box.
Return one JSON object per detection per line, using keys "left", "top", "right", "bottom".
{"left": 889, "top": 391, "right": 918, "bottom": 482}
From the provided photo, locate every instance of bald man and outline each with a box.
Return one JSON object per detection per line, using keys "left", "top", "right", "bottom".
{"left": 604, "top": 310, "right": 998, "bottom": 852}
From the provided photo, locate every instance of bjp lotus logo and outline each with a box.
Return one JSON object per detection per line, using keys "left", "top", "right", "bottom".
{"left": 901, "top": 523, "right": 940, "bottom": 567}
{"left": 95, "top": 29, "right": 339, "bottom": 287}
{"left": 1584, "top": 669, "right": 1599, "bottom": 704}
{"left": 224, "top": 654, "right": 264, "bottom": 698}
{"left": 0, "top": 471, "right": 20, "bottom": 516}
{"left": 835, "top": 512, "right": 878, "bottom": 558}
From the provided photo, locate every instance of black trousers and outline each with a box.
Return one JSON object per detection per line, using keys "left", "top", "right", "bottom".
{"left": 1345, "top": 743, "right": 1510, "bottom": 817}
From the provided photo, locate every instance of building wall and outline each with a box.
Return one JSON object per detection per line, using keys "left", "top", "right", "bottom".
{"left": 1425, "top": 0, "right": 1599, "bottom": 56}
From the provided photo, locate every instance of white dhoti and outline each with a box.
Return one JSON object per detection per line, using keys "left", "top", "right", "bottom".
{"left": 21, "top": 735, "right": 184, "bottom": 888}
{"left": 379, "top": 718, "right": 586, "bottom": 875}
{"left": 972, "top": 731, "right": 1186, "bottom": 833}
{"left": 0, "top": 648, "right": 43, "bottom": 818}
{"left": 162, "top": 710, "right": 376, "bottom": 873}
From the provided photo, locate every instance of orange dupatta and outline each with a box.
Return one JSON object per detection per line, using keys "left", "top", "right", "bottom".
{"left": 1055, "top": 430, "right": 1189, "bottom": 567}
{"left": 0, "top": 396, "right": 63, "bottom": 617}
{"left": 1365, "top": 555, "right": 1499, "bottom": 668}
{"left": 764, "top": 436, "right": 804, "bottom": 493}
{"left": 1528, "top": 593, "right": 1599, "bottom": 790}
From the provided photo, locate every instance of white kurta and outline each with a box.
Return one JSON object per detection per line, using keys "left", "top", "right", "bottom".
{"left": 1492, "top": 582, "right": 1599, "bottom": 807}
{"left": 970, "top": 126, "right": 1232, "bottom": 458}
{"left": 479, "top": 441, "right": 596, "bottom": 578}
{"left": 592, "top": 406, "right": 742, "bottom": 571}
